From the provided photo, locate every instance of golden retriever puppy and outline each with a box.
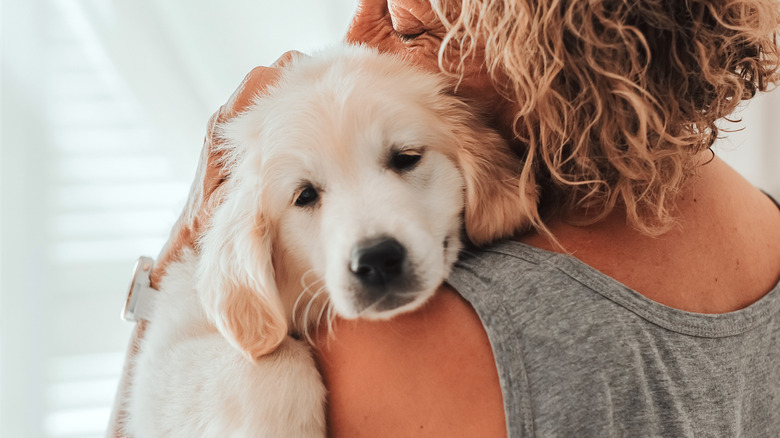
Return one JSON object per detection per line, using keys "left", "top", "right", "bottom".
{"left": 126, "top": 45, "right": 536, "bottom": 437}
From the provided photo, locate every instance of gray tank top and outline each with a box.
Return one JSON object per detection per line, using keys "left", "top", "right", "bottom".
{"left": 448, "top": 241, "right": 780, "bottom": 437}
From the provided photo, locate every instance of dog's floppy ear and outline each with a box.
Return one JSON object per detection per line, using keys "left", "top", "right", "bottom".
{"left": 197, "top": 186, "right": 287, "bottom": 362}
{"left": 454, "top": 121, "right": 539, "bottom": 246}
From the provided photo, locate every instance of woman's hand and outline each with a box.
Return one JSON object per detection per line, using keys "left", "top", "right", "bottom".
{"left": 149, "top": 51, "right": 301, "bottom": 288}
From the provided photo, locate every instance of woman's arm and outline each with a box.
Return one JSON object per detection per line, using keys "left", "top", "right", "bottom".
{"left": 316, "top": 3, "right": 507, "bottom": 434}
{"left": 315, "top": 284, "right": 507, "bottom": 438}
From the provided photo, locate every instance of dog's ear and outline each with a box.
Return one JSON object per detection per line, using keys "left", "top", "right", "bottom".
{"left": 454, "top": 121, "right": 539, "bottom": 246}
{"left": 197, "top": 187, "right": 287, "bottom": 362}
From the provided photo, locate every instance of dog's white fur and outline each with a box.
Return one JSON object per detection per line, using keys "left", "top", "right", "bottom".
{"left": 127, "top": 250, "right": 326, "bottom": 437}
{"left": 126, "top": 45, "right": 536, "bottom": 437}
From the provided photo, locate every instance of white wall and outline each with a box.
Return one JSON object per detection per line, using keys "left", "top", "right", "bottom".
{"left": 714, "top": 90, "right": 780, "bottom": 197}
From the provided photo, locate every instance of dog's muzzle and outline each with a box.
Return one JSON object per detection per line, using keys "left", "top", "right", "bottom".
{"left": 349, "top": 237, "right": 418, "bottom": 313}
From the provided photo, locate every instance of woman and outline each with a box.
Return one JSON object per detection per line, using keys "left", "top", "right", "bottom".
{"left": 111, "top": 0, "right": 780, "bottom": 436}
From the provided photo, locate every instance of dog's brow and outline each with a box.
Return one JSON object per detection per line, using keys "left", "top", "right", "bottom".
{"left": 294, "top": 179, "right": 321, "bottom": 191}
{"left": 388, "top": 143, "right": 426, "bottom": 153}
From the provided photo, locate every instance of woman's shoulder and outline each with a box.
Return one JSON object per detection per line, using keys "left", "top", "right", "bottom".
{"left": 315, "top": 284, "right": 507, "bottom": 438}
{"left": 519, "top": 157, "right": 780, "bottom": 314}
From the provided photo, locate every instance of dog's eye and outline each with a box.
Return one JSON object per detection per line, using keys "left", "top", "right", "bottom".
{"left": 294, "top": 186, "right": 319, "bottom": 207}
{"left": 390, "top": 151, "right": 422, "bottom": 171}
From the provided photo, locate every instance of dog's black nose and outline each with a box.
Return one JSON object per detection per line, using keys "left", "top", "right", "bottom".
{"left": 350, "top": 238, "right": 406, "bottom": 286}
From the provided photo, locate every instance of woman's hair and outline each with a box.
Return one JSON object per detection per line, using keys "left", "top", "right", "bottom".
{"left": 433, "top": 0, "right": 780, "bottom": 235}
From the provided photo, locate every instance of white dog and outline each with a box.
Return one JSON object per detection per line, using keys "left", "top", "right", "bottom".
{"left": 125, "top": 45, "right": 536, "bottom": 437}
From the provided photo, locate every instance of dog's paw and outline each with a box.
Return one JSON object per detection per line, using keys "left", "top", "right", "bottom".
{"left": 236, "top": 337, "right": 327, "bottom": 438}
{"left": 128, "top": 334, "right": 325, "bottom": 438}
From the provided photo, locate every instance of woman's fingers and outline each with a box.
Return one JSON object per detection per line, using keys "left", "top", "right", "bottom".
{"left": 204, "top": 51, "right": 306, "bottom": 193}
{"left": 272, "top": 50, "right": 304, "bottom": 68}
{"left": 153, "top": 52, "right": 305, "bottom": 282}
{"left": 225, "top": 51, "right": 305, "bottom": 116}
{"left": 203, "top": 50, "right": 307, "bottom": 192}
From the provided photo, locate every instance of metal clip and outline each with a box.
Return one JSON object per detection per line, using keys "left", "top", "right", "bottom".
{"left": 122, "top": 256, "right": 157, "bottom": 322}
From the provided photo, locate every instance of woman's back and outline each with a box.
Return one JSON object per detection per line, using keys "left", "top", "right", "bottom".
{"left": 451, "top": 198, "right": 780, "bottom": 435}
{"left": 521, "top": 156, "right": 780, "bottom": 315}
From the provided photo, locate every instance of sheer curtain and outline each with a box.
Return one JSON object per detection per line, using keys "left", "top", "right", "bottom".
{"left": 0, "top": 1, "right": 354, "bottom": 436}
{"left": 0, "top": 1, "right": 778, "bottom": 437}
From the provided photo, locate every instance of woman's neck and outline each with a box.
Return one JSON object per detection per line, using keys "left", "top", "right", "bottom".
{"left": 520, "top": 156, "right": 780, "bottom": 313}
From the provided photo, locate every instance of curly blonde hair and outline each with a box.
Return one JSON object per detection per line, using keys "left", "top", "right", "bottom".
{"left": 433, "top": 0, "right": 780, "bottom": 235}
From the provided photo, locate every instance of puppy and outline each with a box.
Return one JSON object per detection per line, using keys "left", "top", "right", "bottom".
{"left": 126, "top": 45, "right": 536, "bottom": 437}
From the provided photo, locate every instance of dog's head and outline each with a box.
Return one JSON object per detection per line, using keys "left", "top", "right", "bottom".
{"left": 197, "top": 46, "right": 538, "bottom": 361}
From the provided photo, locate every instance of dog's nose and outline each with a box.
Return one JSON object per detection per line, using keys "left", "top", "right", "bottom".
{"left": 350, "top": 238, "right": 406, "bottom": 286}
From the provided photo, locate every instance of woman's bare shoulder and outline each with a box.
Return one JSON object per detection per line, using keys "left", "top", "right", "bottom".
{"left": 521, "top": 157, "right": 780, "bottom": 314}
{"left": 314, "top": 284, "right": 507, "bottom": 438}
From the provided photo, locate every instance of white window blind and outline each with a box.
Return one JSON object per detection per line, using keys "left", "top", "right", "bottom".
{"left": 1, "top": 1, "right": 356, "bottom": 436}
{"left": 3, "top": 0, "right": 188, "bottom": 436}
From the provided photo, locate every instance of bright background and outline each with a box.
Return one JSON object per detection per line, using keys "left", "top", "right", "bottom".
{"left": 1, "top": 0, "right": 355, "bottom": 436}
{"left": 0, "top": 0, "right": 777, "bottom": 437}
